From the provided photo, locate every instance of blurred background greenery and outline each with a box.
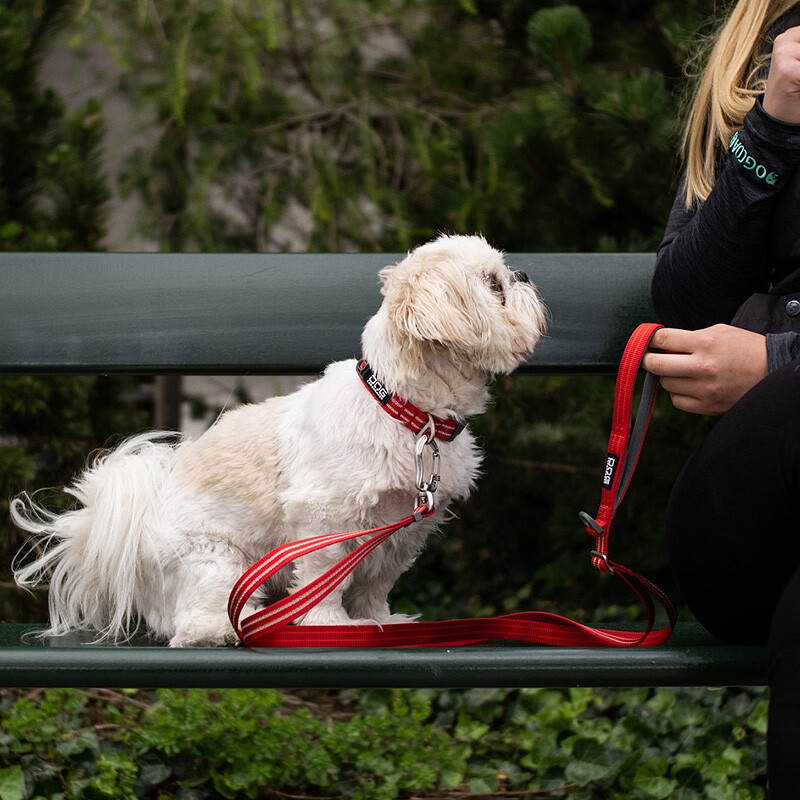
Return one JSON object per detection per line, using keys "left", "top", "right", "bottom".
{"left": 0, "top": 0, "right": 721, "bottom": 624}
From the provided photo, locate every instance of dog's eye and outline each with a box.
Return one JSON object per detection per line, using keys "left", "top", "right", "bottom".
{"left": 486, "top": 273, "right": 506, "bottom": 304}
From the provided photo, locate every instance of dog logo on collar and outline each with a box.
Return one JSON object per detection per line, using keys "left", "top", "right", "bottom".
{"left": 357, "top": 360, "right": 393, "bottom": 405}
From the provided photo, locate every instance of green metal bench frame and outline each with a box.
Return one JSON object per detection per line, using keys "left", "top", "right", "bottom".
{"left": 0, "top": 251, "right": 767, "bottom": 688}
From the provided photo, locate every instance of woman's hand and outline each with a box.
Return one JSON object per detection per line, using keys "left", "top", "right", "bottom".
{"left": 642, "top": 324, "right": 768, "bottom": 415}
{"left": 763, "top": 26, "right": 800, "bottom": 124}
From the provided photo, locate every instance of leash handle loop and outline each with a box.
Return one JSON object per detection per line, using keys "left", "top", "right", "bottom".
{"left": 577, "top": 322, "right": 676, "bottom": 643}
{"left": 580, "top": 323, "right": 663, "bottom": 573}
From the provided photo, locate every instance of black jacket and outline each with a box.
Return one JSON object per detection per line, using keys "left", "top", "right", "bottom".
{"left": 652, "top": 6, "right": 800, "bottom": 336}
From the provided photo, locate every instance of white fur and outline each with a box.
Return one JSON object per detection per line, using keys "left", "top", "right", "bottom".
{"left": 10, "top": 234, "right": 547, "bottom": 646}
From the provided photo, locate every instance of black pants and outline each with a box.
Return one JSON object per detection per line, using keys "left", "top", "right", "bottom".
{"left": 667, "top": 360, "right": 800, "bottom": 799}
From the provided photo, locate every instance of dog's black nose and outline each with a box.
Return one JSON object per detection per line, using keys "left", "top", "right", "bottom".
{"left": 513, "top": 270, "right": 530, "bottom": 284}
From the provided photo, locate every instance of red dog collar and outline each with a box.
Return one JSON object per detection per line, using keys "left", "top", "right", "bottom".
{"left": 356, "top": 359, "right": 465, "bottom": 442}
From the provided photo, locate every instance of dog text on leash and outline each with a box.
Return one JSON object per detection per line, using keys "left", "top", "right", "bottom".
{"left": 602, "top": 453, "right": 619, "bottom": 489}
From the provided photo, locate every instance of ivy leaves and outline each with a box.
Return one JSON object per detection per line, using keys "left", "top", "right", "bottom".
{"left": 0, "top": 684, "right": 769, "bottom": 799}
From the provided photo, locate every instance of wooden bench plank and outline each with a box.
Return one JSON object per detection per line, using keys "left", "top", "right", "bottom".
{"left": 0, "top": 252, "right": 654, "bottom": 374}
{"left": 0, "top": 624, "right": 766, "bottom": 688}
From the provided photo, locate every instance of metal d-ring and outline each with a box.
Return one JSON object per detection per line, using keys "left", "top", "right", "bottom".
{"left": 590, "top": 550, "right": 615, "bottom": 575}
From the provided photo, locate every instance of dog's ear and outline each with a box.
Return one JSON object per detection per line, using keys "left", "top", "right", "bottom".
{"left": 379, "top": 254, "right": 489, "bottom": 351}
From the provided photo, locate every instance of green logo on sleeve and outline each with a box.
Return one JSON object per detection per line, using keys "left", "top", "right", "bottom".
{"left": 729, "top": 131, "right": 779, "bottom": 185}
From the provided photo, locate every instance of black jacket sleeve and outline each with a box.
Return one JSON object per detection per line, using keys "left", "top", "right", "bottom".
{"left": 766, "top": 331, "right": 800, "bottom": 370}
{"left": 651, "top": 100, "right": 800, "bottom": 330}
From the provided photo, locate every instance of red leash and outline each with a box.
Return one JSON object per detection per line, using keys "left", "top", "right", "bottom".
{"left": 228, "top": 323, "right": 675, "bottom": 648}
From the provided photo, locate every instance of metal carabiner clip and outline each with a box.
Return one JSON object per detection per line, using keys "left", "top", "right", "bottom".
{"left": 414, "top": 416, "right": 440, "bottom": 512}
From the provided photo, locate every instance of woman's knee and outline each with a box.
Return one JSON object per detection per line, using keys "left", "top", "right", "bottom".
{"left": 665, "top": 362, "right": 800, "bottom": 642}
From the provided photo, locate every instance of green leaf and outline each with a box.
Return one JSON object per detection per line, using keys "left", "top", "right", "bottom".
{"left": 455, "top": 713, "right": 490, "bottom": 741}
{"left": 646, "top": 689, "right": 677, "bottom": 715}
{"left": 439, "top": 766, "right": 464, "bottom": 789}
{"left": 170, "top": 23, "right": 193, "bottom": 124}
{"left": 527, "top": 6, "right": 592, "bottom": 88}
{"left": 0, "top": 766, "right": 24, "bottom": 800}
{"left": 469, "top": 774, "right": 499, "bottom": 794}
{"left": 633, "top": 757, "right": 678, "bottom": 798}
{"left": 260, "top": 0, "right": 280, "bottom": 49}
{"left": 0, "top": 221, "right": 22, "bottom": 240}
{"left": 747, "top": 700, "right": 768, "bottom": 735}
{"left": 564, "top": 738, "right": 626, "bottom": 786}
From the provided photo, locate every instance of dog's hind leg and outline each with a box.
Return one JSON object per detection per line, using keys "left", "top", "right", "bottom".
{"left": 161, "top": 542, "right": 253, "bottom": 647}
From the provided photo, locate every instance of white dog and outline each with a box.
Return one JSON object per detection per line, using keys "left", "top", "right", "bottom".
{"left": 11, "top": 234, "right": 547, "bottom": 646}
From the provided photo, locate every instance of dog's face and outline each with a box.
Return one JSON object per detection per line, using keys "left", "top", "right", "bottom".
{"left": 373, "top": 234, "right": 547, "bottom": 375}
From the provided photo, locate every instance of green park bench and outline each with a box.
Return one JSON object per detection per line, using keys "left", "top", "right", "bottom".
{"left": 0, "top": 251, "right": 767, "bottom": 689}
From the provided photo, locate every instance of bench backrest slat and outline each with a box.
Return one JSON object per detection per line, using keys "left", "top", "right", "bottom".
{"left": 0, "top": 252, "right": 655, "bottom": 374}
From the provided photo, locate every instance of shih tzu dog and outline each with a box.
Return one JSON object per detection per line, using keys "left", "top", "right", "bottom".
{"left": 11, "top": 234, "right": 547, "bottom": 646}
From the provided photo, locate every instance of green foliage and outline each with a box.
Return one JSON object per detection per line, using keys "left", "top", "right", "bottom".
{"left": 137, "top": 687, "right": 468, "bottom": 800}
{"left": 0, "top": 2, "right": 150, "bottom": 618}
{"left": 69, "top": 0, "right": 717, "bottom": 253}
{"left": 527, "top": 6, "right": 593, "bottom": 88}
{"left": 0, "top": 373, "right": 149, "bottom": 620}
{"left": 0, "top": 686, "right": 769, "bottom": 799}
{"left": 0, "top": 2, "right": 110, "bottom": 250}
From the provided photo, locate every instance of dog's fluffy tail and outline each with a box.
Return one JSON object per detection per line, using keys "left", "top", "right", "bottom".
{"left": 11, "top": 432, "right": 178, "bottom": 642}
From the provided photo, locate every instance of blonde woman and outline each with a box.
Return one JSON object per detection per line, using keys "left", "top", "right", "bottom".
{"left": 644, "top": 2, "right": 800, "bottom": 796}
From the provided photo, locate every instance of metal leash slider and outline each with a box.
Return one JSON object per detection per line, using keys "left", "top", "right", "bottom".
{"left": 414, "top": 416, "right": 440, "bottom": 513}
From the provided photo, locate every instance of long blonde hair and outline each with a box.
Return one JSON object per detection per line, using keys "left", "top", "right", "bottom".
{"left": 683, "top": 0, "right": 797, "bottom": 206}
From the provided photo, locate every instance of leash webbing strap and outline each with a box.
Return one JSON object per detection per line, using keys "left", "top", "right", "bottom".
{"left": 581, "top": 322, "right": 664, "bottom": 572}
{"left": 229, "top": 323, "right": 675, "bottom": 648}
{"left": 227, "top": 508, "right": 435, "bottom": 644}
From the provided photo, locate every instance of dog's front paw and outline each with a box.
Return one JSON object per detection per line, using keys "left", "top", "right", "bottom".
{"left": 383, "top": 612, "right": 420, "bottom": 625}
{"left": 298, "top": 606, "right": 356, "bottom": 626}
{"left": 169, "top": 615, "right": 240, "bottom": 647}
{"left": 344, "top": 598, "right": 419, "bottom": 625}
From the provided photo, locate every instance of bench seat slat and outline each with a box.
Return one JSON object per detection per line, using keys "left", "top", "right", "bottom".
{"left": 0, "top": 624, "right": 766, "bottom": 688}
